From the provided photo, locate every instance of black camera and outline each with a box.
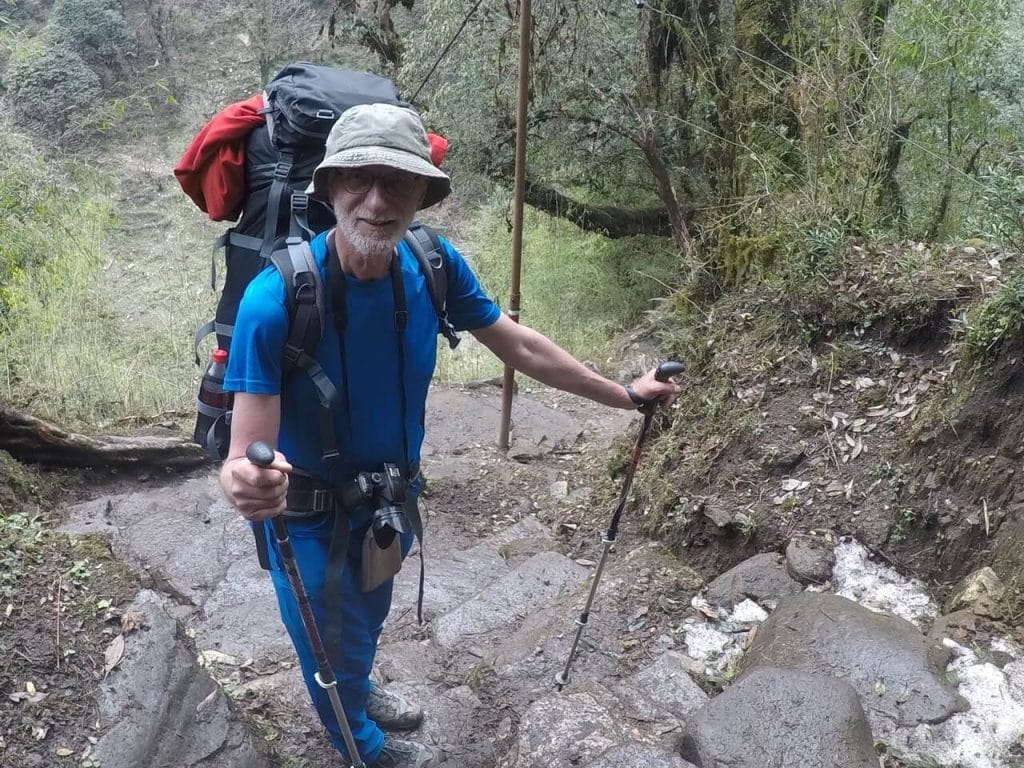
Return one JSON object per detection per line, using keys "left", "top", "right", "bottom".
{"left": 355, "top": 463, "right": 409, "bottom": 547}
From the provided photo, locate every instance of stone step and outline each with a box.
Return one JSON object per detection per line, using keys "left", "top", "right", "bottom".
{"left": 503, "top": 679, "right": 692, "bottom": 768}
{"left": 433, "top": 551, "right": 589, "bottom": 650}
{"left": 391, "top": 517, "right": 553, "bottom": 621}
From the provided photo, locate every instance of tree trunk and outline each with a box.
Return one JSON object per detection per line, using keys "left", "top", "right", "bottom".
{"left": 0, "top": 407, "right": 211, "bottom": 470}
{"left": 875, "top": 119, "right": 913, "bottom": 232}
{"left": 523, "top": 180, "right": 685, "bottom": 239}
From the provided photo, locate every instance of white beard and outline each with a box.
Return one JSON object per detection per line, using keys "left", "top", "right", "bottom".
{"left": 333, "top": 201, "right": 404, "bottom": 260}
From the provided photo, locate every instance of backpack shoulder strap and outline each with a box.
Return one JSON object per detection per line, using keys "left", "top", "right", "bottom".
{"left": 404, "top": 222, "right": 460, "bottom": 349}
{"left": 269, "top": 237, "right": 341, "bottom": 460}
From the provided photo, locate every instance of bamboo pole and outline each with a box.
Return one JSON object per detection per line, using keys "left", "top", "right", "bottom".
{"left": 499, "top": 0, "right": 532, "bottom": 450}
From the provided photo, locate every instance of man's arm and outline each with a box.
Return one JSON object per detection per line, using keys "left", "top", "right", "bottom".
{"left": 219, "top": 392, "right": 292, "bottom": 520}
{"left": 471, "top": 314, "right": 679, "bottom": 408}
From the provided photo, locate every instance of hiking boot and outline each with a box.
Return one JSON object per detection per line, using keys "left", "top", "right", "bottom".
{"left": 366, "top": 683, "right": 424, "bottom": 731}
{"left": 370, "top": 737, "right": 442, "bottom": 767}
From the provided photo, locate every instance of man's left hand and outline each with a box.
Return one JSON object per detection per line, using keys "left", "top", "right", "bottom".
{"left": 626, "top": 367, "right": 682, "bottom": 410}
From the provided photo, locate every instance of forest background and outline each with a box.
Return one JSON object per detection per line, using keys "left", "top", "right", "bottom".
{"left": 2, "top": 0, "right": 1024, "bottom": 630}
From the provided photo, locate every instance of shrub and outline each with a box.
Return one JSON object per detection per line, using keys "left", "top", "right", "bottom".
{"left": 49, "top": 0, "right": 136, "bottom": 71}
{"left": 4, "top": 37, "right": 102, "bottom": 137}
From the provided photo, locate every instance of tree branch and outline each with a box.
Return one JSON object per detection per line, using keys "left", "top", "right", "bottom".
{"left": 523, "top": 179, "right": 683, "bottom": 239}
{"left": 0, "top": 407, "right": 211, "bottom": 470}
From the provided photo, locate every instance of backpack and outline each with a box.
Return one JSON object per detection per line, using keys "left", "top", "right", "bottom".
{"left": 176, "top": 62, "right": 460, "bottom": 460}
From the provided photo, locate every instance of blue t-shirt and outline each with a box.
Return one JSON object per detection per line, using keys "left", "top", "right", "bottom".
{"left": 224, "top": 230, "right": 501, "bottom": 480}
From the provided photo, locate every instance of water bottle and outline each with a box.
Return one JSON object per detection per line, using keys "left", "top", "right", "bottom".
{"left": 194, "top": 348, "right": 232, "bottom": 457}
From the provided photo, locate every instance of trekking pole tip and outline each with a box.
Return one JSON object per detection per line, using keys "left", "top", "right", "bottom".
{"left": 554, "top": 671, "right": 569, "bottom": 690}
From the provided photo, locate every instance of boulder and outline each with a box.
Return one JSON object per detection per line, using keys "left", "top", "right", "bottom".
{"left": 946, "top": 566, "right": 1007, "bottom": 618}
{"left": 739, "top": 592, "right": 967, "bottom": 733}
{"left": 92, "top": 590, "right": 267, "bottom": 768}
{"left": 509, "top": 687, "right": 624, "bottom": 768}
{"left": 613, "top": 650, "right": 708, "bottom": 722}
{"left": 679, "top": 667, "right": 877, "bottom": 768}
{"left": 586, "top": 743, "right": 696, "bottom": 768}
{"left": 704, "top": 552, "right": 801, "bottom": 608}
{"left": 784, "top": 533, "right": 834, "bottom": 584}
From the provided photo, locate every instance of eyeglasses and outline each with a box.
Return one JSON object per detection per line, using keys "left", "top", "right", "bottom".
{"left": 335, "top": 169, "right": 423, "bottom": 198}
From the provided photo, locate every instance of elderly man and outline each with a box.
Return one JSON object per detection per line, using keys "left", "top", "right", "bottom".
{"left": 219, "top": 102, "right": 679, "bottom": 767}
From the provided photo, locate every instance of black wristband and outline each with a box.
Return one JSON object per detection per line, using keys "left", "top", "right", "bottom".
{"left": 624, "top": 384, "right": 646, "bottom": 409}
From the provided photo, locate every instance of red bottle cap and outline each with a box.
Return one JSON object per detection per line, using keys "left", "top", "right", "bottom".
{"left": 212, "top": 348, "right": 228, "bottom": 363}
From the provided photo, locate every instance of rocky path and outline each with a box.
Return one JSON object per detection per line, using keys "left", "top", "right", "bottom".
{"left": 59, "top": 385, "right": 1024, "bottom": 768}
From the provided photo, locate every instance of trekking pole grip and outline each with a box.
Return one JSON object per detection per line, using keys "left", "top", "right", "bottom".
{"left": 246, "top": 440, "right": 276, "bottom": 468}
{"left": 245, "top": 441, "right": 290, "bottom": 541}
{"left": 655, "top": 361, "right": 685, "bottom": 382}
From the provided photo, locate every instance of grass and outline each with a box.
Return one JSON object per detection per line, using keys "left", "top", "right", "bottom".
{"left": 0, "top": 136, "right": 215, "bottom": 429}
{"left": 434, "top": 197, "right": 679, "bottom": 383}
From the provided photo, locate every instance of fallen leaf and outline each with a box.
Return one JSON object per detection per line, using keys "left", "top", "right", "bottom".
{"left": 199, "top": 650, "right": 241, "bottom": 667}
{"left": 103, "top": 634, "right": 125, "bottom": 677}
{"left": 56, "top": 747, "right": 74, "bottom": 757}
{"left": 8, "top": 690, "right": 47, "bottom": 704}
{"left": 25, "top": 681, "right": 36, "bottom": 695}
{"left": 32, "top": 724, "right": 48, "bottom": 741}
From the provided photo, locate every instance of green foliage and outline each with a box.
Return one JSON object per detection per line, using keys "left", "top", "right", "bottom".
{"left": 400, "top": 0, "right": 661, "bottom": 205}
{"left": 0, "top": 125, "right": 79, "bottom": 312}
{"left": 231, "top": 0, "right": 320, "bottom": 87}
{"left": 3, "top": 34, "right": 102, "bottom": 137}
{"left": 49, "top": 0, "right": 135, "bottom": 70}
{"left": 963, "top": 271, "right": 1024, "bottom": 361}
{"left": 436, "top": 198, "right": 677, "bottom": 382}
{"left": 0, "top": 511, "right": 45, "bottom": 602}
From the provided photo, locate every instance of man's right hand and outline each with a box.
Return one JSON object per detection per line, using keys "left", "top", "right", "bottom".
{"left": 220, "top": 451, "right": 293, "bottom": 521}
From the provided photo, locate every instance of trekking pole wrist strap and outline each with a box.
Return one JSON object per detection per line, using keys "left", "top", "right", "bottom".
{"left": 624, "top": 384, "right": 647, "bottom": 410}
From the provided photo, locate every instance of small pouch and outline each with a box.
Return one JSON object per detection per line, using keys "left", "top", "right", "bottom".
{"left": 360, "top": 526, "right": 403, "bottom": 592}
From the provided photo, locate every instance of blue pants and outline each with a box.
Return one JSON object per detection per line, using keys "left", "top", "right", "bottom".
{"left": 258, "top": 510, "right": 414, "bottom": 764}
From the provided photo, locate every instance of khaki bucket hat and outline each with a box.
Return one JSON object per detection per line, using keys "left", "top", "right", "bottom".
{"left": 306, "top": 103, "right": 451, "bottom": 209}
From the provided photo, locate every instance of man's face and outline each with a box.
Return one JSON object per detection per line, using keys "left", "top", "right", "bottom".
{"left": 329, "top": 165, "right": 428, "bottom": 260}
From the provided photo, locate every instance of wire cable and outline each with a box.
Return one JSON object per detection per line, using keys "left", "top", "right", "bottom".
{"left": 410, "top": 0, "right": 488, "bottom": 103}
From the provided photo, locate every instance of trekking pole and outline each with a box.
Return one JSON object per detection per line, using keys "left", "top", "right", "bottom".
{"left": 554, "top": 361, "right": 685, "bottom": 691}
{"left": 246, "top": 441, "right": 366, "bottom": 768}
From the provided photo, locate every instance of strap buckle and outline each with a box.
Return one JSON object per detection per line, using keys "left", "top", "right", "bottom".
{"left": 291, "top": 193, "right": 309, "bottom": 212}
{"left": 312, "top": 489, "right": 332, "bottom": 514}
{"left": 273, "top": 162, "right": 291, "bottom": 180}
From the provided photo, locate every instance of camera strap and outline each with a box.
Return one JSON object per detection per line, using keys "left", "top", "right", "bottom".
{"left": 323, "top": 238, "right": 426, "bottom": 623}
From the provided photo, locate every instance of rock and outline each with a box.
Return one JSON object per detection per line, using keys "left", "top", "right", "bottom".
{"left": 549, "top": 480, "right": 569, "bottom": 498}
{"left": 679, "top": 667, "right": 877, "bottom": 768}
{"left": 927, "top": 610, "right": 977, "bottom": 648}
{"left": 784, "top": 534, "right": 834, "bottom": 584}
{"left": 760, "top": 446, "right": 805, "bottom": 475}
{"left": 739, "top": 593, "right": 968, "bottom": 735}
{"left": 433, "top": 552, "right": 588, "bottom": 649}
{"left": 946, "top": 566, "right": 1007, "bottom": 618}
{"left": 704, "top": 553, "right": 802, "bottom": 608}
{"left": 393, "top": 517, "right": 553, "bottom": 619}
{"left": 613, "top": 651, "right": 708, "bottom": 722}
{"left": 586, "top": 743, "right": 697, "bottom": 768}
{"left": 509, "top": 687, "right": 624, "bottom": 768}
{"left": 92, "top": 590, "right": 267, "bottom": 768}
